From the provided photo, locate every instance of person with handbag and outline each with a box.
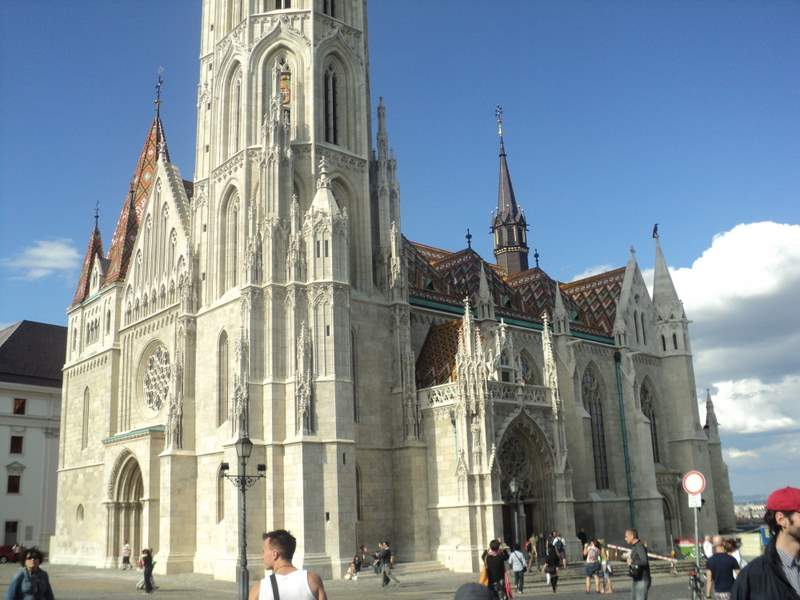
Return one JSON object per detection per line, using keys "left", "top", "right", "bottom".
{"left": 625, "top": 529, "right": 651, "bottom": 600}
{"left": 509, "top": 542, "right": 527, "bottom": 593}
{"left": 543, "top": 543, "right": 561, "bottom": 593}
{"left": 584, "top": 538, "right": 602, "bottom": 593}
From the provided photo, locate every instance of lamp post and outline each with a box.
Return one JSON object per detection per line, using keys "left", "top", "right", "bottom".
{"left": 221, "top": 435, "right": 266, "bottom": 600}
{"left": 509, "top": 477, "right": 520, "bottom": 547}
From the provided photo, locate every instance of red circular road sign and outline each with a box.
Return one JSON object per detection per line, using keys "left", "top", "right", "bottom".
{"left": 682, "top": 470, "right": 706, "bottom": 495}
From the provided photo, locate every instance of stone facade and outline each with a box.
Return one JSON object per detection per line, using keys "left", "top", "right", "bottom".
{"left": 50, "top": 0, "right": 735, "bottom": 580}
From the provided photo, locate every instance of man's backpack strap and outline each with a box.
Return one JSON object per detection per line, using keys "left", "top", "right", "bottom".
{"left": 270, "top": 573, "right": 280, "bottom": 600}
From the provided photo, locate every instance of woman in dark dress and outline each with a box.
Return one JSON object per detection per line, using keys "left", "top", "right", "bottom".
{"left": 142, "top": 548, "right": 154, "bottom": 594}
{"left": 543, "top": 543, "right": 561, "bottom": 593}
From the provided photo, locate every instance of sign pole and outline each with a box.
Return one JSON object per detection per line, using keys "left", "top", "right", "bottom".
{"left": 693, "top": 506, "right": 700, "bottom": 600}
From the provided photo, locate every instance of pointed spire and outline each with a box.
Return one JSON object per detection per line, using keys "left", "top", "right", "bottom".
{"left": 705, "top": 388, "right": 719, "bottom": 438}
{"left": 477, "top": 263, "right": 495, "bottom": 321}
{"left": 377, "top": 96, "right": 388, "bottom": 159}
{"left": 309, "top": 156, "right": 340, "bottom": 215}
{"left": 71, "top": 218, "right": 105, "bottom": 306}
{"left": 491, "top": 106, "right": 529, "bottom": 274}
{"left": 652, "top": 235, "right": 684, "bottom": 320}
{"left": 553, "top": 280, "right": 570, "bottom": 335}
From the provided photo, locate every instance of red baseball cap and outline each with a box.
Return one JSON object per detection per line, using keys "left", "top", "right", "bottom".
{"left": 766, "top": 487, "right": 800, "bottom": 512}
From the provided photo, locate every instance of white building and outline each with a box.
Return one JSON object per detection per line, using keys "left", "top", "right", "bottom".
{"left": 51, "top": 0, "right": 735, "bottom": 579}
{"left": 0, "top": 321, "right": 65, "bottom": 552}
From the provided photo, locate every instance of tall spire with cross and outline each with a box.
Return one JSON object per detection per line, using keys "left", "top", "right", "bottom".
{"left": 490, "top": 105, "right": 529, "bottom": 274}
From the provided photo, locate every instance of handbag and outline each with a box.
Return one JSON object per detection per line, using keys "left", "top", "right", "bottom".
{"left": 478, "top": 564, "right": 489, "bottom": 586}
{"left": 628, "top": 563, "right": 642, "bottom": 580}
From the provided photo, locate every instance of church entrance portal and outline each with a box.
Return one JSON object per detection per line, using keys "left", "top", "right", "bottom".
{"left": 497, "top": 416, "right": 555, "bottom": 546}
{"left": 107, "top": 452, "right": 144, "bottom": 567}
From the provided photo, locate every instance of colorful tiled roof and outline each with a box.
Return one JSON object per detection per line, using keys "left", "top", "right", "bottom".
{"left": 405, "top": 237, "right": 621, "bottom": 337}
{"left": 415, "top": 319, "right": 461, "bottom": 388}
{"left": 103, "top": 114, "right": 169, "bottom": 287}
{"left": 71, "top": 226, "right": 104, "bottom": 306}
{"left": 561, "top": 267, "right": 626, "bottom": 335}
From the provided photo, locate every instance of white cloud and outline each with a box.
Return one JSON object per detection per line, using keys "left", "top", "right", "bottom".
{"left": 700, "top": 376, "right": 800, "bottom": 434}
{"left": 571, "top": 264, "right": 614, "bottom": 281}
{"left": 724, "top": 448, "right": 758, "bottom": 462}
{"left": 1, "top": 239, "right": 81, "bottom": 280}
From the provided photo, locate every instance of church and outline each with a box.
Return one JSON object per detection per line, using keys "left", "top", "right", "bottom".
{"left": 51, "top": 0, "right": 736, "bottom": 579}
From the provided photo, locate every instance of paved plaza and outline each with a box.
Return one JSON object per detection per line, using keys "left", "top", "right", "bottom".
{"left": 2, "top": 562, "right": 696, "bottom": 599}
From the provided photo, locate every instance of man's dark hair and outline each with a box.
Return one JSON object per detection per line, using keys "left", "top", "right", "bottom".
{"left": 25, "top": 547, "right": 43, "bottom": 561}
{"left": 263, "top": 529, "right": 297, "bottom": 560}
{"left": 765, "top": 509, "right": 796, "bottom": 537}
{"left": 626, "top": 528, "right": 639, "bottom": 539}
{"left": 489, "top": 539, "right": 500, "bottom": 551}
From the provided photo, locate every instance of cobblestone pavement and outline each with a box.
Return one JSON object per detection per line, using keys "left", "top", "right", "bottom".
{"left": 1, "top": 563, "right": 695, "bottom": 599}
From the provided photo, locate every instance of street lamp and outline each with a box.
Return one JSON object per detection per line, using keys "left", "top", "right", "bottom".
{"left": 221, "top": 435, "right": 266, "bottom": 600}
{"left": 509, "top": 477, "right": 520, "bottom": 547}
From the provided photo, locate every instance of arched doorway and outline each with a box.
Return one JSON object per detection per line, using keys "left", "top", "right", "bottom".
{"left": 106, "top": 451, "right": 144, "bottom": 566}
{"left": 497, "top": 416, "right": 555, "bottom": 546}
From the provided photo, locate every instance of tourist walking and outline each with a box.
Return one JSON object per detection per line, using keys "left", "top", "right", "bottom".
{"left": 600, "top": 540, "right": 614, "bottom": 594}
{"left": 136, "top": 549, "right": 157, "bottom": 591}
{"left": 248, "top": 529, "right": 327, "bottom": 600}
{"left": 625, "top": 528, "right": 651, "bottom": 600}
{"left": 553, "top": 532, "right": 567, "bottom": 568}
{"left": 121, "top": 540, "right": 132, "bottom": 570}
{"left": 4, "top": 547, "right": 55, "bottom": 600}
{"left": 482, "top": 539, "right": 508, "bottom": 599}
{"left": 381, "top": 541, "right": 400, "bottom": 587}
{"left": 725, "top": 538, "right": 747, "bottom": 570}
{"left": 141, "top": 548, "right": 154, "bottom": 594}
{"left": 706, "top": 537, "right": 740, "bottom": 600}
{"left": 584, "top": 538, "right": 602, "bottom": 593}
{"left": 543, "top": 543, "right": 561, "bottom": 593}
{"left": 508, "top": 543, "right": 527, "bottom": 593}
{"left": 731, "top": 486, "right": 800, "bottom": 600}
{"left": 526, "top": 533, "right": 539, "bottom": 570}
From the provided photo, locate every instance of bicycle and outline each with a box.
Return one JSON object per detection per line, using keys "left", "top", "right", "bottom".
{"left": 688, "top": 567, "right": 706, "bottom": 600}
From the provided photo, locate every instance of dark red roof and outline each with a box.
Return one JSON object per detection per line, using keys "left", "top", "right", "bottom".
{"left": 71, "top": 226, "right": 104, "bottom": 306}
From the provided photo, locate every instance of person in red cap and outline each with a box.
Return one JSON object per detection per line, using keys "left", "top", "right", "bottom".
{"left": 731, "top": 486, "right": 800, "bottom": 600}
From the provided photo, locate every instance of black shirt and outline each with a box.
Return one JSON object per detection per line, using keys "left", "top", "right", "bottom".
{"left": 707, "top": 552, "right": 740, "bottom": 592}
{"left": 485, "top": 553, "right": 506, "bottom": 584}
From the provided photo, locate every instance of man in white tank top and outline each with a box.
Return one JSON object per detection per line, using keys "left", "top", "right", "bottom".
{"left": 249, "top": 529, "right": 327, "bottom": 600}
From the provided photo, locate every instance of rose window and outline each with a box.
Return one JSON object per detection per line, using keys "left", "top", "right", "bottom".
{"left": 143, "top": 345, "right": 171, "bottom": 412}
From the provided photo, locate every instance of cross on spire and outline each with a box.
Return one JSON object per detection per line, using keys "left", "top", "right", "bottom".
{"left": 466, "top": 228, "right": 472, "bottom": 249}
{"left": 154, "top": 67, "right": 165, "bottom": 116}
{"left": 94, "top": 201, "right": 100, "bottom": 231}
{"left": 495, "top": 104, "right": 504, "bottom": 139}
{"left": 534, "top": 248, "right": 540, "bottom": 268}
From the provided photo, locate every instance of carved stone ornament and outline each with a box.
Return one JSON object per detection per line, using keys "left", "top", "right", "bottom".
{"left": 143, "top": 345, "right": 171, "bottom": 412}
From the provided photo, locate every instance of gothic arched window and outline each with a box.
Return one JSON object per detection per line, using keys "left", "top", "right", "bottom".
{"left": 218, "top": 331, "right": 229, "bottom": 426}
{"left": 640, "top": 380, "right": 661, "bottom": 463}
{"left": 323, "top": 63, "right": 339, "bottom": 145}
{"left": 673, "top": 333, "right": 678, "bottom": 350}
{"left": 219, "top": 191, "right": 240, "bottom": 293}
{"left": 224, "top": 65, "right": 243, "bottom": 158}
{"left": 519, "top": 350, "right": 539, "bottom": 385}
{"left": 582, "top": 365, "right": 609, "bottom": 490}
{"left": 634, "top": 310, "right": 640, "bottom": 344}
{"left": 661, "top": 335, "right": 666, "bottom": 352}
{"left": 640, "top": 312, "right": 647, "bottom": 345}
{"left": 81, "top": 388, "right": 90, "bottom": 450}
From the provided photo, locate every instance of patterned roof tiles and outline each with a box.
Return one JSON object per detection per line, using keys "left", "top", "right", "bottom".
{"left": 71, "top": 226, "right": 104, "bottom": 306}
{"left": 562, "top": 267, "right": 626, "bottom": 336}
{"left": 415, "top": 319, "right": 462, "bottom": 388}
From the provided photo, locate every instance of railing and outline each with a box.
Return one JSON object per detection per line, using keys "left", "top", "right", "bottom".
{"left": 417, "top": 380, "right": 550, "bottom": 410}
{"left": 605, "top": 543, "right": 679, "bottom": 575}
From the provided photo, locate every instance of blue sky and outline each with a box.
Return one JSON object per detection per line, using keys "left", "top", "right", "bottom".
{"left": 1, "top": 1, "right": 798, "bottom": 498}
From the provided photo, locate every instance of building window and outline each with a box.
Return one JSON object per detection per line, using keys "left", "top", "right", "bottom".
{"left": 633, "top": 310, "right": 640, "bottom": 344}
{"left": 274, "top": 0, "right": 291, "bottom": 9}
{"left": 355, "top": 466, "right": 362, "bottom": 521}
{"left": 661, "top": 335, "right": 666, "bottom": 352}
{"left": 351, "top": 329, "right": 358, "bottom": 422}
{"left": 323, "top": 0, "right": 335, "bottom": 17}
{"left": 582, "top": 365, "right": 609, "bottom": 490}
{"left": 323, "top": 64, "right": 339, "bottom": 145}
{"left": 220, "top": 193, "right": 240, "bottom": 292}
{"left": 640, "top": 312, "right": 647, "bottom": 345}
{"left": 640, "top": 381, "right": 660, "bottom": 464}
{"left": 672, "top": 333, "right": 678, "bottom": 350}
{"left": 76, "top": 504, "right": 84, "bottom": 523}
{"left": 9, "top": 436, "right": 23, "bottom": 455}
{"left": 13, "top": 398, "right": 26, "bottom": 415}
{"left": 7, "top": 475, "right": 21, "bottom": 494}
{"left": 218, "top": 331, "right": 229, "bottom": 426}
{"left": 217, "top": 466, "right": 225, "bottom": 523}
{"left": 3, "top": 521, "right": 18, "bottom": 545}
{"left": 82, "top": 388, "right": 90, "bottom": 450}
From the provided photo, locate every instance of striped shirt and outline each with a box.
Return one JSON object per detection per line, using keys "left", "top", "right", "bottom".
{"left": 776, "top": 547, "right": 800, "bottom": 595}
